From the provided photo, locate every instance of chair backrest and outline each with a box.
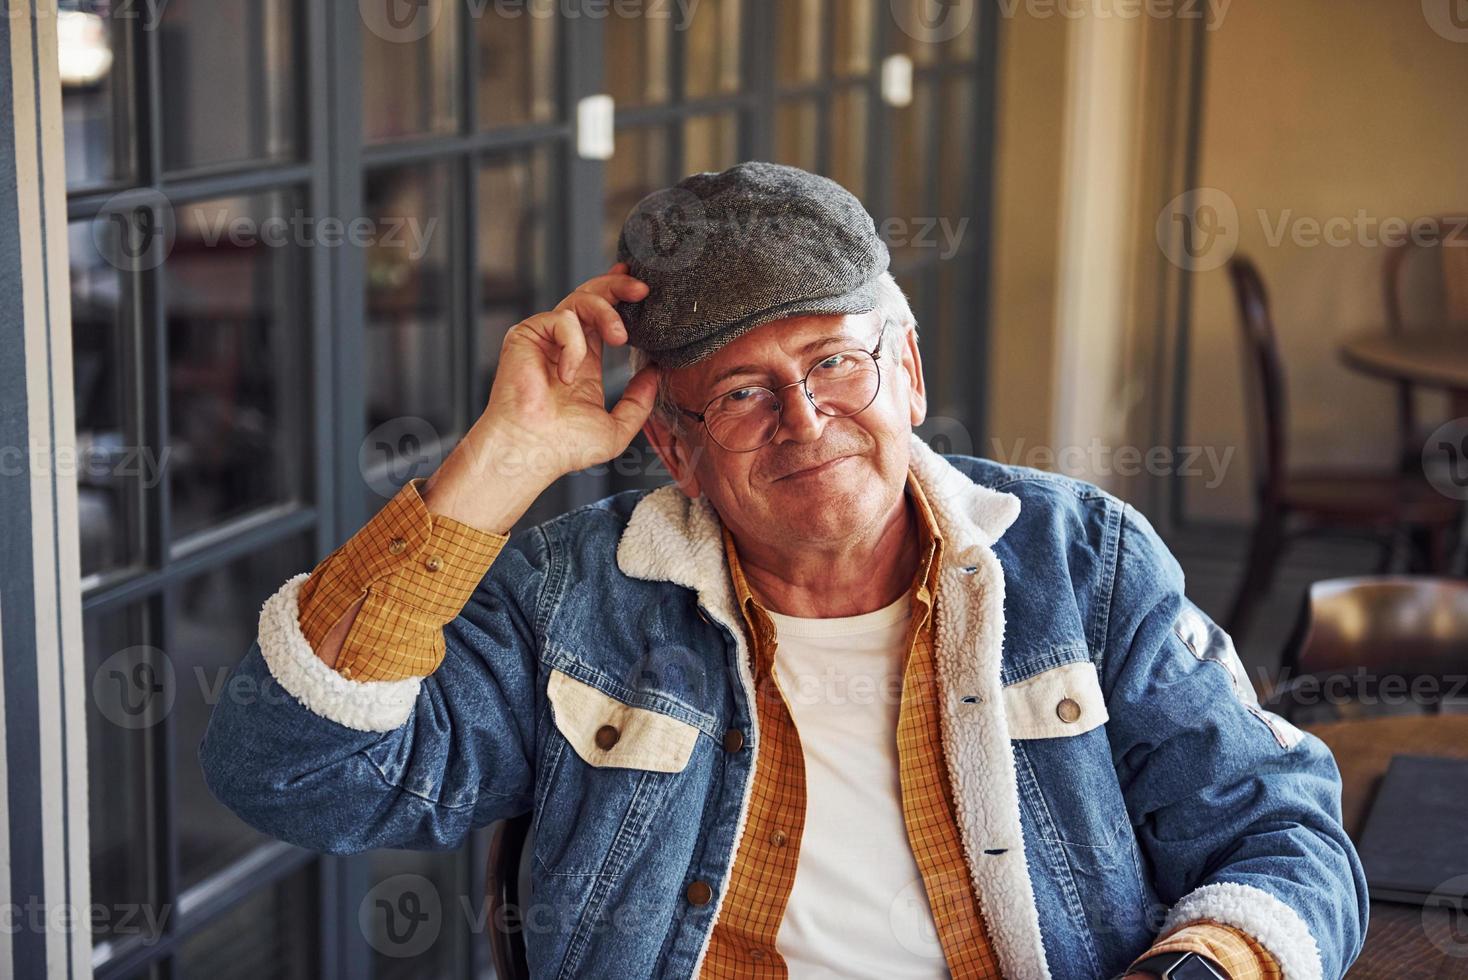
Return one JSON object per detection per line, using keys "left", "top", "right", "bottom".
{"left": 1380, "top": 214, "right": 1468, "bottom": 463}
{"left": 1274, "top": 576, "right": 1468, "bottom": 719}
{"left": 1382, "top": 213, "right": 1468, "bottom": 334}
{"left": 1226, "top": 256, "right": 1288, "bottom": 505}
{"left": 485, "top": 812, "right": 533, "bottom": 980}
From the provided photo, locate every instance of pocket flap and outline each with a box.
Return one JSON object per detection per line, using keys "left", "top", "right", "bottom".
{"left": 1003, "top": 660, "right": 1109, "bottom": 740}
{"left": 546, "top": 668, "right": 700, "bottom": 772}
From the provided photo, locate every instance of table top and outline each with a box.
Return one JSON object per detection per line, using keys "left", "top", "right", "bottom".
{"left": 1306, "top": 714, "right": 1468, "bottom": 978}
{"left": 1339, "top": 331, "right": 1468, "bottom": 395}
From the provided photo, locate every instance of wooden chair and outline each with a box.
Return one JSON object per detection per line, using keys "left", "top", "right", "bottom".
{"left": 485, "top": 812, "right": 533, "bottom": 980}
{"left": 1381, "top": 213, "right": 1468, "bottom": 469}
{"left": 1267, "top": 576, "right": 1468, "bottom": 721}
{"left": 1223, "top": 257, "right": 1461, "bottom": 644}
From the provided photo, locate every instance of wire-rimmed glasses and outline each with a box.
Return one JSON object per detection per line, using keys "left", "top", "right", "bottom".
{"left": 677, "top": 319, "right": 890, "bottom": 452}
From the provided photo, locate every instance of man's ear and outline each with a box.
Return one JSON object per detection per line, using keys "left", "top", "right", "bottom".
{"left": 643, "top": 414, "right": 703, "bottom": 499}
{"left": 899, "top": 324, "right": 927, "bottom": 427}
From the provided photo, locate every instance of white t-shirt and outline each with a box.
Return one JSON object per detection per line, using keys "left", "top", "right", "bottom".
{"left": 765, "top": 593, "right": 949, "bottom": 979}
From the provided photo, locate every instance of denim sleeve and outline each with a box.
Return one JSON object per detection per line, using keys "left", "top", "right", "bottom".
{"left": 1098, "top": 504, "right": 1368, "bottom": 980}
{"left": 197, "top": 525, "right": 547, "bottom": 855}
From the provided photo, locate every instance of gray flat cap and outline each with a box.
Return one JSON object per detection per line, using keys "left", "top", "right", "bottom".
{"left": 614, "top": 161, "right": 890, "bottom": 368}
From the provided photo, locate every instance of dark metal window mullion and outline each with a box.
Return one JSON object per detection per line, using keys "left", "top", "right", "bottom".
{"left": 321, "top": 0, "right": 374, "bottom": 974}
{"left": 133, "top": 13, "right": 185, "bottom": 967}
{"left": 462, "top": 0, "right": 485, "bottom": 423}
{"left": 741, "top": 0, "right": 773, "bottom": 163}
{"left": 814, "top": 0, "right": 838, "bottom": 175}
{"left": 962, "top": 0, "right": 1002, "bottom": 450}
{"left": 866, "top": 1, "right": 891, "bottom": 227}
{"left": 668, "top": 12, "right": 687, "bottom": 177}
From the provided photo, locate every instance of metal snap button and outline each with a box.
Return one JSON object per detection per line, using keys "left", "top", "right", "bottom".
{"left": 388, "top": 537, "right": 407, "bottom": 555}
{"left": 595, "top": 724, "right": 620, "bottom": 750}
{"left": 723, "top": 728, "right": 745, "bottom": 753}
{"left": 1056, "top": 697, "right": 1082, "bottom": 723}
{"left": 685, "top": 880, "right": 713, "bottom": 906}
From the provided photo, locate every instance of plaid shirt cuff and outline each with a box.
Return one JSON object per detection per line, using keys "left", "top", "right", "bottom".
{"left": 1132, "top": 919, "right": 1282, "bottom": 979}
{"left": 296, "top": 477, "right": 508, "bottom": 681}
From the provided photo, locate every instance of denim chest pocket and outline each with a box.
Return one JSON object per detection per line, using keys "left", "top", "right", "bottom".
{"left": 533, "top": 667, "right": 704, "bottom": 877}
{"left": 1003, "top": 660, "right": 1122, "bottom": 848}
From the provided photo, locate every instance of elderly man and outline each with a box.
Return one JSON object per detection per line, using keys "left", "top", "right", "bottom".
{"left": 200, "top": 163, "right": 1366, "bottom": 979}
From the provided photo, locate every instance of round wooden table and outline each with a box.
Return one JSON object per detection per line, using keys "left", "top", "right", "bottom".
{"left": 1307, "top": 715, "right": 1468, "bottom": 978}
{"left": 1339, "top": 330, "right": 1468, "bottom": 573}
{"left": 1339, "top": 331, "right": 1468, "bottom": 415}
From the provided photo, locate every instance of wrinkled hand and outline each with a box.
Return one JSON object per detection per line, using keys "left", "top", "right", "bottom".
{"left": 484, "top": 261, "right": 658, "bottom": 472}
{"left": 421, "top": 262, "right": 658, "bottom": 532}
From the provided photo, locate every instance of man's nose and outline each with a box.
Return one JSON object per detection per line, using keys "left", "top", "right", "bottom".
{"left": 772, "top": 381, "right": 827, "bottom": 444}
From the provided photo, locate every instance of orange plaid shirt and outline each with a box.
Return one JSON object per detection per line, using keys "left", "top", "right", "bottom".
{"left": 295, "top": 474, "right": 1280, "bottom": 979}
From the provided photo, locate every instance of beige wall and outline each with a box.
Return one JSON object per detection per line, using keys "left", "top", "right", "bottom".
{"left": 987, "top": 11, "right": 1069, "bottom": 462}
{"left": 1186, "top": 0, "right": 1468, "bottom": 522}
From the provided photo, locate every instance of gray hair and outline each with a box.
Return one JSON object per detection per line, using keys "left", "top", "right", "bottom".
{"left": 631, "top": 270, "right": 918, "bottom": 432}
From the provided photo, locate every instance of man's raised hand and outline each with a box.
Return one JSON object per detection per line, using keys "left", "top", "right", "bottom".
{"left": 420, "top": 263, "right": 659, "bottom": 533}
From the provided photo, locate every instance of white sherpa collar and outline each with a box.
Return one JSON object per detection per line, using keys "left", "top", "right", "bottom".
{"left": 614, "top": 433, "right": 1022, "bottom": 608}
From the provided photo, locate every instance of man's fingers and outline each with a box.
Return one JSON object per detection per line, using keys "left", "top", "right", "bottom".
{"left": 547, "top": 309, "right": 589, "bottom": 384}
{"left": 573, "top": 271, "right": 648, "bottom": 306}
{"left": 560, "top": 290, "right": 629, "bottom": 347}
{"left": 607, "top": 364, "right": 661, "bottom": 442}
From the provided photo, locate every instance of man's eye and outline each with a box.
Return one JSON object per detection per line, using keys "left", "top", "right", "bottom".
{"left": 727, "top": 387, "right": 757, "bottom": 402}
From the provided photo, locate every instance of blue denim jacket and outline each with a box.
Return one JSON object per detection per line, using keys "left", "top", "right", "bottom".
{"left": 199, "top": 436, "right": 1367, "bottom": 979}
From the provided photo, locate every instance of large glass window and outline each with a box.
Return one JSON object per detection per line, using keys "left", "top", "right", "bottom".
{"left": 64, "top": 0, "right": 992, "bottom": 974}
